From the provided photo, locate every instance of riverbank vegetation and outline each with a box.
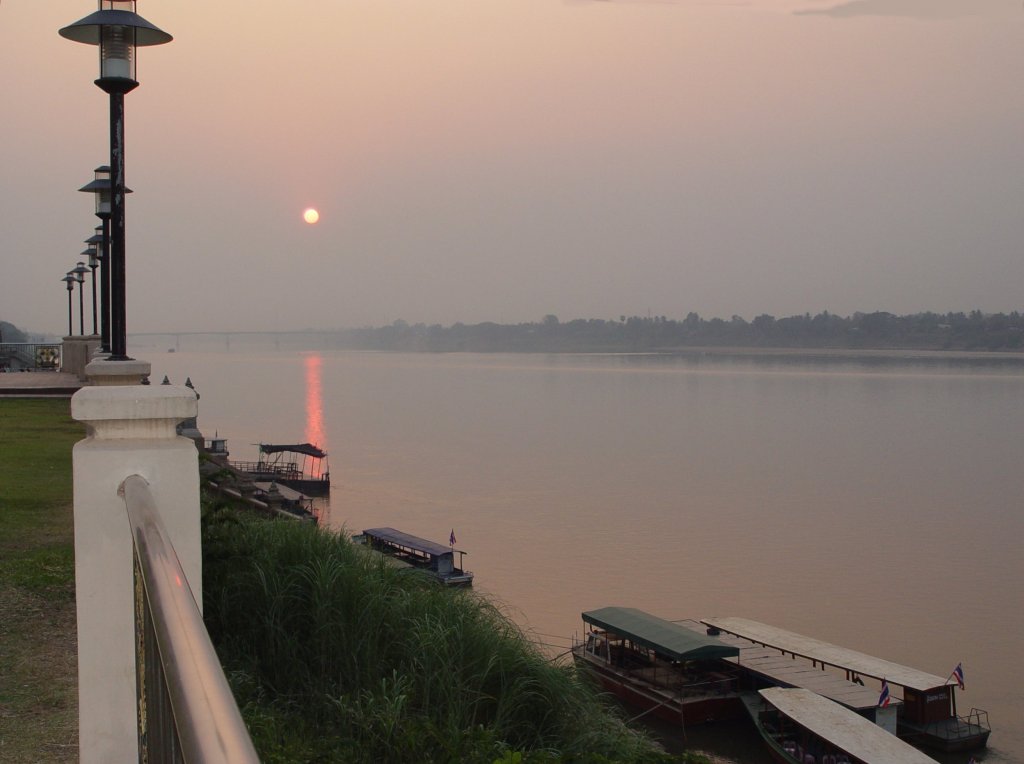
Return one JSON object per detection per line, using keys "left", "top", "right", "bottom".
{"left": 202, "top": 503, "right": 698, "bottom": 763}
{"left": 332, "top": 310, "right": 1024, "bottom": 354}
{"left": 0, "top": 399, "right": 81, "bottom": 762}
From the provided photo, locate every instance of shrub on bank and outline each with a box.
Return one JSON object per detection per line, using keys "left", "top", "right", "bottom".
{"left": 201, "top": 503, "right": 696, "bottom": 763}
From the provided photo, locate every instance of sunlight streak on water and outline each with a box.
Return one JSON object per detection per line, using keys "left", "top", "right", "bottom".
{"left": 304, "top": 353, "right": 326, "bottom": 450}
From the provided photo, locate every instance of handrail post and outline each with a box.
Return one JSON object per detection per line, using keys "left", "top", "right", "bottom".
{"left": 71, "top": 381, "right": 200, "bottom": 763}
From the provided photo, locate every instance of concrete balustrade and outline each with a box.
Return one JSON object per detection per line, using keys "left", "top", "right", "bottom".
{"left": 70, "top": 372, "right": 201, "bottom": 763}
{"left": 61, "top": 335, "right": 102, "bottom": 379}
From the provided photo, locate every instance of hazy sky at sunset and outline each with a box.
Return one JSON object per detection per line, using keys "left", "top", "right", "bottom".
{"left": 3, "top": 0, "right": 1023, "bottom": 334}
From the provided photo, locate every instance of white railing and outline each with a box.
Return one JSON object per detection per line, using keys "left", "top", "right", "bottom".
{"left": 71, "top": 369, "right": 257, "bottom": 762}
{"left": 122, "top": 475, "right": 258, "bottom": 763}
{"left": 0, "top": 342, "right": 61, "bottom": 370}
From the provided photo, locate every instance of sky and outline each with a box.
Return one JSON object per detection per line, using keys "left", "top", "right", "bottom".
{"left": 2, "top": 0, "right": 1023, "bottom": 334}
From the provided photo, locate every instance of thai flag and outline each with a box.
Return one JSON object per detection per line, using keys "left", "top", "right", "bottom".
{"left": 449, "top": 529, "right": 457, "bottom": 547}
{"left": 878, "top": 680, "right": 891, "bottom": 707}
{"left": 953, "top": 663, "right": 965, "bottom": 690}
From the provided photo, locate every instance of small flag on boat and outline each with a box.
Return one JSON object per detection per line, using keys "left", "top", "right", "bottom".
{"left": 953, "top": 662, "right": 965, "bottom": 690}
{"left": 449, "top": 529, "right": 456, "bottom": 547}
{"left": 878, "top": 680, "right": 891, "bottom": 707}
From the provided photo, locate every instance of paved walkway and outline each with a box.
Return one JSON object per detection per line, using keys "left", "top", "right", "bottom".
{"left": 0, "top": 371, "right": 83, "bottom": 397}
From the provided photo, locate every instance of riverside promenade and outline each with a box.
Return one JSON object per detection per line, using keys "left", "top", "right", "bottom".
{"left": 0, "top": 372, "right": 83, "bottom": 397}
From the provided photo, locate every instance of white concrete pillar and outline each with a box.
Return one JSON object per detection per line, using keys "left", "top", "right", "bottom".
{"left": 71, "top": 380, "right": 200, "bottom": 763}
{"left": 61, "top": 336, "right": 102, "bottom": 379}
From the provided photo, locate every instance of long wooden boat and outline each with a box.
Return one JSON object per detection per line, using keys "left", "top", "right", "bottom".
{"left": 703, "top": 617, "right": 991, "bottom": 752}
{"left": 571, "top": 607, "right": 744, "bottom": 728}
{"left": 742, "top": 687, "right": 939, "bottom": 764}
{"left": 356, "top": 528, "right": 473, "bottom": 586}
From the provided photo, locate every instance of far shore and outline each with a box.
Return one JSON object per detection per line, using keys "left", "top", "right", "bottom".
{"left": 642, "top": 345, "right": 1024, "bottom": 363}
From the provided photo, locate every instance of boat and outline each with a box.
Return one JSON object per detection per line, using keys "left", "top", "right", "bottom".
{"left": 741, "top": 687, "right": 939, "bottom": 764}
{"left": 231, "top": 443, "right": 330, "bottom": 497}
{"left": 702, "top": 617, "right": 991, "bottom": 752}
{"left": 673, "top": 619, "right": 899, "bottom": 733}
{"left": 355, "top": 527, "right": 473, "bottom": 586}
{"left": 570, "top": 607, "right": 744, "bottom": 728}
{"left": 253, "top": 481, "right": 317, "bottom": 523}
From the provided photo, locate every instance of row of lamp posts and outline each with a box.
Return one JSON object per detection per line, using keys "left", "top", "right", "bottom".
{"left": 59, "top": 1, "right": 171, "bottom": 362}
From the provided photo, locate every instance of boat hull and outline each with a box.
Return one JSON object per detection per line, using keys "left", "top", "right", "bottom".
{"left": 246, "top": 473, "right": 329, "bottom": 497}
{"left": 573, "top": 650, "right": 743, "bottom": 727}
{"left": 898, "top": 722, "right": 991, "bottom": 753}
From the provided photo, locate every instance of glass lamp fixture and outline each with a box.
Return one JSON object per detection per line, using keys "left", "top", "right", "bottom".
{"left": 59, "top": 1, "right": 172, "bottom": 93}
{"left": 79, "top": 166, "right": 112, "bottom": 216}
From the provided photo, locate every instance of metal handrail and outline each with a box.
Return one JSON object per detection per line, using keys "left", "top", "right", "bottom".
{"left": 120, "top": 474, "right": 259, "bottom": 763}
{"left": 0, "top": 342, "right": 61, "bottom": 370}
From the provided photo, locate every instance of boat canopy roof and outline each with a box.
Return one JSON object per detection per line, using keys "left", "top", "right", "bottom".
{"left": 259, "top": 443, "right": 327, "bottom": 458}
{"left": 703, "top": 617, "right": 951, "bottom": 692}
{"left": 675, "top": 620, "right": 883, "bottom": 711}
{"left": 362, "top": 528, "right": 461, "bottom": 557}
{"left": 583, "top": 607, "right": 739, "bottom": 662}
{"left": 758, "top": 688, "right": 939, "bottom": 764}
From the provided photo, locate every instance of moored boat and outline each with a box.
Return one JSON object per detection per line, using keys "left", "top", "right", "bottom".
{"left": 356, "top": 527, "right": 473, "bottom": 586}
{"left": 703, "top": 617, "right": 991, "bottom": 752}
{"left": 571, "top": 607, "right": 744, "bottom": 729}
{"left": 742, "top": 687, "right": 939, "bottom": 764}
{"left": 231, "top": 442, "right": 330, "bottom": 496}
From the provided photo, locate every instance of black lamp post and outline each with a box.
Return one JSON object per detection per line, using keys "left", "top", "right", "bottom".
{"left": 71, "top": 262, "right": 90, "bottom": 335}
{"left": 60, "top": 2, "right": 172, "bottom": 361}
{"left": 80, "top": 169, "right": 111, "bottom": 351}
{"left": 80, "top": 174, "right": 132, "bottom": 353}
{"left": 85, "top": 228, "right": 105, "bottom": 340}
{"left": 62, "top": 275, "right": 76, "bottom": 336}
{"left": 84, "top": 244, "right": 100, "bottom": 335}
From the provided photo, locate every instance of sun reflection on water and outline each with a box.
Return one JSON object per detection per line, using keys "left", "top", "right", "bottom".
{"left": 304, "top": 354, "right": 326, "bottom": 451}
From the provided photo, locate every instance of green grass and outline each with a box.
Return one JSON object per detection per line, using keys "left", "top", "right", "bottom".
{"left": 202, "top": 504, "right": 702, "bottom": 763}
{"left": 0, "top": 398, "right": 82, "bottom": 762}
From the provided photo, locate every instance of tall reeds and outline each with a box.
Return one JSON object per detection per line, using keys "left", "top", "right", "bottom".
{"left": 201, "top": 503, "right": 681, "bottom": 762}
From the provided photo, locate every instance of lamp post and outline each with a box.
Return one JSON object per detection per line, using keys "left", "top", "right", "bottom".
{"left": 61, "top": 274, "right": 76, "bottom": 336}
{"left": 71, "top": 261, "right": 90, "bottom": 335}
{"left": 84, "top": 244, "right": 100, "bottom": 335}
{"left": 80, "top": 169, "right": 110, "bottom": 351}
{"left": 60, "top": 2, "right": 172, "bottom": 361}
{"left": 85, "top": 228, "right": 105, "bottom": 341}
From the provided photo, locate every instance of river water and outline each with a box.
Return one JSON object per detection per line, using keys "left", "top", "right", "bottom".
{"left": 140, "top": 337, "right": 1022, "bottom": 762}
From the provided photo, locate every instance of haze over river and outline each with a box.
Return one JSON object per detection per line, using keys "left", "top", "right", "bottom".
{"left": 141, "top": 337, "right": 1022, "bottom": 762}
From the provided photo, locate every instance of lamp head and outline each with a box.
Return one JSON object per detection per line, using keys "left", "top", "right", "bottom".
{"left": 59, "top": 1, "right": 172, "bottom": 94}
{"left": 79, "top": 166, "right": 132, "bottom": 217}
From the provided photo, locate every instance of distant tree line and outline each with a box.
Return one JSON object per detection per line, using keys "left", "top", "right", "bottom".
{"left": 328, "top": 310, "right": 1024, "bottom": 353}
{"left": 0, "top": 321, "right": 28, "bottom": 343}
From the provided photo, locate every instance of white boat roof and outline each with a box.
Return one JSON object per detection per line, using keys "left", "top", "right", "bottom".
{"left": 758, "top": 688, "right": 938, "bottom": 764}
{"left": 675, "top": 621, "right": 883, "bottom": 710}
{"left": 703, "top": 617, "right": 952, "bottom": 692}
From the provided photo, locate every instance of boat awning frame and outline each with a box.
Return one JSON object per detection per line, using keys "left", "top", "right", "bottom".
{"left": 703, "top": 617, "right": 953, "bottom": 692}
{"left": 582, "top": 607, "right": 739, "bottom": 662}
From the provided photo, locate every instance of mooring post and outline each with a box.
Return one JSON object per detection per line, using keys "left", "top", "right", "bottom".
{"left": 70, "top": 375, "right": 201, "bottom": 763}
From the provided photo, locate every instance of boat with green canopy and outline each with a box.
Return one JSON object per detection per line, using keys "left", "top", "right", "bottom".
{"left": 571, "top": 606, "right": 743, "bottom": 728}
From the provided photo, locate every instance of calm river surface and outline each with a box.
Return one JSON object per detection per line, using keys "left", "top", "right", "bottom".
{"left": 140, "top": 338, "right": 1023, "bottom": 762}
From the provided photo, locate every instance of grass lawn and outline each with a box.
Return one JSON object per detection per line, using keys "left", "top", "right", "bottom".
{"left": 0, "top": 398, "right": 83, "bottom": 763}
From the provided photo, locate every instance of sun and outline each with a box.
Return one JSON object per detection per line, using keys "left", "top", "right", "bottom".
{"left": 303, "top": 208, "right": 320, "bottom": 224}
